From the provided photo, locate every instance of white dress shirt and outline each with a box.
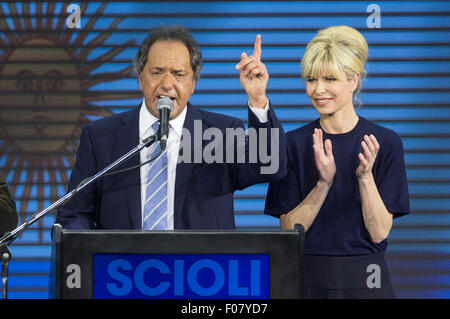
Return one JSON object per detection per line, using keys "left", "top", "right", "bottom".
{"left": 139, "top": 99, "right": 269, "bottom": 230}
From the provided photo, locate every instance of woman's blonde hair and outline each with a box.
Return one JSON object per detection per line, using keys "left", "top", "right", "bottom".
{"left": 301, "top": 25, "right": 368, "bottom": 107}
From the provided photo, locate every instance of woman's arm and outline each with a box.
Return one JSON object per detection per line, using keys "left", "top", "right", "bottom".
{"left": 356, "top": 134, "right": 393, "bottom": 243}
{"left": 280, "top": 179, "right": 331, "bottom": 230}
{"left": 281, "top": 128, "right": 335, "bottom": 230}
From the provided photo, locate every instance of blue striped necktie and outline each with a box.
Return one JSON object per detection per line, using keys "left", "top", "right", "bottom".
{"left": 143, "top": 122, "right": 168, "bottom": 230}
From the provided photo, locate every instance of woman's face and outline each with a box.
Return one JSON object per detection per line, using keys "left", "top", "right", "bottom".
{"left": 305, "top": 69, "right": 359, "bottom": 117}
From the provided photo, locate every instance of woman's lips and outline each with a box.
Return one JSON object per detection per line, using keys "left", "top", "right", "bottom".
{"left": 314, "top": 98, "right": 332, "bottom": 106}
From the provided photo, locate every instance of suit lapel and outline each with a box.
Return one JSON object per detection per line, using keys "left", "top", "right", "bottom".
{"left": 174, "top": 104, "right": 202, "bottom": 227}
{"left": 117, "top": 106, "right": 142, "bottom": 229}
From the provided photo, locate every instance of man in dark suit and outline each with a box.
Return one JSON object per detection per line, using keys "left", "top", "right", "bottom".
{"left": 55, "top": 25, "right": 286, "bottom": 230}
{"left": 0, "top": 174, "right": 18, "bottom": 235}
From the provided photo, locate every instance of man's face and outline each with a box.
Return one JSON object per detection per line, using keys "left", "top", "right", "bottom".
{"left": 137, "top": 40, "right": 196, "bottom": 120}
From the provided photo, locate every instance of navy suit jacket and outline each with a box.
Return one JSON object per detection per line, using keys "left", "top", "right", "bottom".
{"left": 55, "top": 103, "right": 287, "bottom": 230}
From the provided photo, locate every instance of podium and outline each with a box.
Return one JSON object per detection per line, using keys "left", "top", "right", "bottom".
{"left": 50, "top": 224, "right": 304, "bottom": 299}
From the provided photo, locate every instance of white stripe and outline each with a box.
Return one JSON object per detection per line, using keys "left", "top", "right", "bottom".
{"left": 146, "top": 150, "right": 166, "bottom": 175}
{"left": 143, "top": 195, "right": 167, "bottom": 222}
{"left": 149, "top": 211, "right": 168, "bottom": 230}
{"left": 144, "top": 180, "right": 168, "bottom": 206}
{"left": 145, "top": 164, "right": 168, "bottom": 187}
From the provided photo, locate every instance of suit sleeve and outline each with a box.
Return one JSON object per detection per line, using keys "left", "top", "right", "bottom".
{"left": 0, "top": 174, "right": 18, "bottom": 235}
{"left": 181, "top": 103, "right": 287, "bottom": 201}
{"left": 228, "top": 102, "right": 287, "bottom": 191}
{"left": 264, "top": 167, "right": 302, "bottom": 218}
{"left": 55, "top": 126, "right": 98, "bottom": 229}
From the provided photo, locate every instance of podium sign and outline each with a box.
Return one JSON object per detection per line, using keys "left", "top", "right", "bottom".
{"left": 50, "top": 225, "right": 304, "bottom": 299}
{"left": 93, "top": 253, "right": 270, "bottom": 298}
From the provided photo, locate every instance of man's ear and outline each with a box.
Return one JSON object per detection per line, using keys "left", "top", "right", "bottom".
{"left": 191, "top": 80, "right": 196, "bottom": 94}
{"left": 137, "top": 73, "right": 143, "bottom": 91}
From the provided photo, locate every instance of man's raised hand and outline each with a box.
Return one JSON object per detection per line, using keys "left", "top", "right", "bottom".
{"left": 235, "top": 34, "right": 269, "bottom": 108}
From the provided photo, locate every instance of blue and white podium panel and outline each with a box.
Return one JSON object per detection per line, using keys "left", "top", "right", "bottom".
{"left": 93, "top": 253, "right": 269, "bottom": 299}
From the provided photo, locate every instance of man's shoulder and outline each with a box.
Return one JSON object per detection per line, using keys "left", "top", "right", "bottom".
{"left": 194, "top": 107, "right": 242, "bottom": 127}
{"left": 83, "top": 107, "right": 138, "bottom": 133}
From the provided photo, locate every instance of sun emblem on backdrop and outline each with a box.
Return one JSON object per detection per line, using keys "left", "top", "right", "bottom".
{"left": 0, "top": 3, "right": 138, "bottom": 241}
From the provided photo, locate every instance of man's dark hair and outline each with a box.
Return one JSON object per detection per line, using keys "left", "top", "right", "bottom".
{"left": 134, "top": 25, "right": 202, "bottom": 81}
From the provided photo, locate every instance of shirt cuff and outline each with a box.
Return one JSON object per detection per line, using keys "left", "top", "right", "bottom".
{"left": 248, "top": 101, "right": 269, "bottom": 123}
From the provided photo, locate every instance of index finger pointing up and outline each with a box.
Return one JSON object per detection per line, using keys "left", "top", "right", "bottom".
{"left": 253, "top": 34, "right": 262, "bottom": 60}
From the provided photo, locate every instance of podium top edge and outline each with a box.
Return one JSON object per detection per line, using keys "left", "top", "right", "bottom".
{"left": 58, "top": 229, "right": 300, "bottom": 235}
{"left": 51, "top": 224, "right": 305, "bottom": 243}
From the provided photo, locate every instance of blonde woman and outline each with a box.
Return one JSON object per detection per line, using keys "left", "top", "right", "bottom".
{"left": 265, "top": 26, "right": 409, "bottom": 298}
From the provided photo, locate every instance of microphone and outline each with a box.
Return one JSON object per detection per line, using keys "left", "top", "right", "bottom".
{"left": 157, "top": 96, "right": 173, "bottom": 151}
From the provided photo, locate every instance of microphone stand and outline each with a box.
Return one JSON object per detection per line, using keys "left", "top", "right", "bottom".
{"left": 0, "top": 134, "right": 157, "bottom": 299}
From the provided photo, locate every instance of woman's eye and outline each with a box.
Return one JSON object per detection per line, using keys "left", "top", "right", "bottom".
{"left": 306, "top": 78, "right": 316, "bottom": 82}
